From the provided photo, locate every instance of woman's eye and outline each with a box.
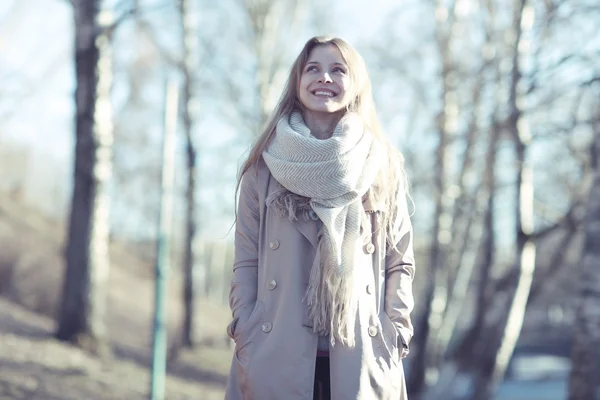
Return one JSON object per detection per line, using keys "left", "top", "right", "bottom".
{"left": 332, "top": 67, "right": 347, "bottom": 74}
{"left": 306, "top": 66, "right": 318, "bottom": 72}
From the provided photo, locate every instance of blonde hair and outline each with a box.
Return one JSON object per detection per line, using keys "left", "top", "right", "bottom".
{"left": 236, "top": 36, "right": 410, "bottom": 246}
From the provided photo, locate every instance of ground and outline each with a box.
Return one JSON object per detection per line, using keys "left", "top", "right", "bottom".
{"left": 0, "top": 192, "right": 234, "bottom": 400}
{"left": 0, "top": 297, "right": 232, "bottom": 400}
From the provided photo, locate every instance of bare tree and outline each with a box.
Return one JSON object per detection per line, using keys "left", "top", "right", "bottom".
{"left": 113, "top": 0, "right": 207, "bottom": 348}
{"left": 568, "top": 99, "right": 600, "bottom": 400}
{"left": 178, "top": 0, "right": 203, "bottom": 348}
{"left": 56, "top": 0, "right": 113, "bottom": 354}
{"left": 241, "top": 0, "right": 307, "bottom": 127}
{"left": 201, "top": 0, "right": 310, "bottom": 135}
{"left": 470, "top": 0, "right": 535, "bottom": 396}
{"left": 367, "top": 0, "right": 596, "bottom": 397}
{"left": 407, "top": 0, "right": 460, "bottom": 394}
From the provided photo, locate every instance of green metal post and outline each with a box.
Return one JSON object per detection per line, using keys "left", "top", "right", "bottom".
{"left": 150, "top": 76, "right": 179, "bottom": 400}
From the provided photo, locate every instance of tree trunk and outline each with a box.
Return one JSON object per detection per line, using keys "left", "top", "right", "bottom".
{"left": 433, "top": 117, "right": 498, "bottom": 365}
{"left": 568, "top": 121, "right": 600, "bottom": 400}
{"left": 472, "top": 0, "right": 535, "bottom": 397}
{"left": 179, "top": 0, "right": 203, "bottom": 348}
{"left": 407, "top": 2, "right": 456, "bottom": 395}
{"left": 450, "top": 122, "right": 500, "bottom": 373}
{"left": 56, "top": 1, "right": 113, "bottom": 356}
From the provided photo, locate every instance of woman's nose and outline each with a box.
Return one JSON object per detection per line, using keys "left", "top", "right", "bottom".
{"left": 318, "top": 72, "right": 333, "bottom": 83}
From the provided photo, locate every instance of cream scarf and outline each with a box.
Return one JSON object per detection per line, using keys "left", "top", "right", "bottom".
{"left": 262, "top": 111, "right": 383, "bottom": 347}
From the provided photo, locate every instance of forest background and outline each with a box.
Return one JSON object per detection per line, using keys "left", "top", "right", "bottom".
{"left": 0, "top": 0, "right": 599, "bottom": 399}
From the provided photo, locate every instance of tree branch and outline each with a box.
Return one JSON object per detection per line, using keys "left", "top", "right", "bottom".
{"left": 101, "top": 3, "right": 174, "bottom": 35}
{"left": 581, "top": 76, "right": 600, "bottom": 87}
{"left": 493, "top": 198, "right": 586, "bottom": 296}
{"left": 528, "top": 200, "right": 582, "bottom": 241}
{"left": 136, "top": 18, "right": 180, "bottom": 67}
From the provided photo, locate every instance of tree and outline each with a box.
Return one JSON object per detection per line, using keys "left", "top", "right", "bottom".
{"left": 178, "top": 0, "right": 202, "bottom": 348}
{"left": 407, "top": 0, "right": 458, "bottom": 393}
{"left": 56, "top": 0, "right": 114, "bottom": 354}
{"left": 568, "top": 96, "right": 600, "bottom": 400}
{"left": 369, "top": 0, "right": 596, "bottom": 397}
{"left": 199, "top": 0, "right": 312, "bottom": 136}
{"left": 174, "top": 0, "right": 315, "bottom": 346}
{"left": 111, "top": 0, "right": 205, "bottom": 348}
{"left": 470, "top": 1, "right": 537, "bottom": 396}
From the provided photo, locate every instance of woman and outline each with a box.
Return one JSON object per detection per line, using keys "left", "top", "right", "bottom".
{"left": 225, "top": 36, "right": 415, "bottom": 400}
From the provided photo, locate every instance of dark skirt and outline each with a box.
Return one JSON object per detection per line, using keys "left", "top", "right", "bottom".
{"left": 313, "top": 356, "right": 330, "bottom": 400}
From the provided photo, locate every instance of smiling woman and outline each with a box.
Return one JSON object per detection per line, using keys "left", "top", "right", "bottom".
{"left": 298, "top": 45, "right": 351, "bottom": 138}
{"left": 224, "top": 36, "right": 416, "bottom": 400}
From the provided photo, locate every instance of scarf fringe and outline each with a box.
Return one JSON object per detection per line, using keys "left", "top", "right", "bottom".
{"left": 266, "top": 187, "right": 312, "bottom": 222}
{"left": 303, "top": 226, "right": 358, "bottom": 348}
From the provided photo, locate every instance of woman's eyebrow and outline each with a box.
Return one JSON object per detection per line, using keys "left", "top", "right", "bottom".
{"left": 306, "top": 61, "right": 347, "bottom": 67}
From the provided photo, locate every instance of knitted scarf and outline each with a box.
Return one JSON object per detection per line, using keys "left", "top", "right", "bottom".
{"left": 263, "top": 111, "right": 383, "bottom": 347}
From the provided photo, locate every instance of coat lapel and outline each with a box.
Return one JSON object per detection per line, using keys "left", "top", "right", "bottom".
{"left": 266, "top": 173, "right": 319, "bottom": 248}
{"left": 294, "top": 215, "right": 319, "bottom": 248}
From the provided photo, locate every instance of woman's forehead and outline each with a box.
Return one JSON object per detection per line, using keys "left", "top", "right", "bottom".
{"left": 306, "top": 45, "right": 346, "bottom": 64}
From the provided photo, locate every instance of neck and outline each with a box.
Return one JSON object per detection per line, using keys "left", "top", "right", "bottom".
{"left": 303, "top": 110, "right": 344, "bottom": 140}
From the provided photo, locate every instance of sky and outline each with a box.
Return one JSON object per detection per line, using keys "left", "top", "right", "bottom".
{"left": 0, "top": 0, "right": 74, "bottom": 217}
{"left": 0, "top": 0, "right": 411, "bottom": 239}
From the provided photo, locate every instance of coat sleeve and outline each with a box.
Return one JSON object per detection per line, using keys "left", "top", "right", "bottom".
{"left": 384, "top": 187, "right": 415, "bottom": 356}
{"left": 226, "top": 166, "right": 260, "bottom": 340}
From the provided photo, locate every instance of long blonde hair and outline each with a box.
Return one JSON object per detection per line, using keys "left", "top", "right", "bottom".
{"left": 236, "top": 36, "right": 410, "bottom": 246}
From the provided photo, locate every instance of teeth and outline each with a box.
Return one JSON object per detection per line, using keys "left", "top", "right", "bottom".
{"left": 314, "top": 90, "right": 334, "bottom": 97}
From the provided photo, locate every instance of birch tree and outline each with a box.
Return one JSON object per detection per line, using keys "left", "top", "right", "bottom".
{"left": 178, "top": 0, "right": 203, "bottom": 348}
{"left": 471, "top": 1, "right": 536, "bottom": 396}
{"left": 241, "top": 0, "right": 308, "bottom": 127}
{"left": 201, "top": 0, "right": 311, "bottom": 136}
{"left": 372, "top": 0, "right": 595, "bottom": 397}
{"left": 568, "top": 101, "right": 600, "bottom": 400}
{"left": 407, "top": 1, "right": 458, "bottom": 392}
{"left": 56, "top": 0, "right": 113, "bottom": 354}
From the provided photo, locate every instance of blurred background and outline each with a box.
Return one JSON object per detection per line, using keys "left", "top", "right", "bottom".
{"left": 0, "top": 0, "right": 599, "bottom": 399}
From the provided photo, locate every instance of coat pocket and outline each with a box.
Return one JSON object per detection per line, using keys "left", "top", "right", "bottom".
{"left": 234, "top": 301, "right": 264, "bottom": 366}
{"left": 380, "top": 312, "right": 400, "bottom": 365}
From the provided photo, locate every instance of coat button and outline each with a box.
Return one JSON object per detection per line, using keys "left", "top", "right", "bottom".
{"left": 366, "top": 284, "right": 373, "bottom": 294}
{"left": 364, "top": 243, "right": 375, "bottom": 254}
{"left": 308, "top": 210, "right": 319, "bottom": 221}
{"left": 267, "top": 280, "right": 277, "bottom": 290}
{"left": 368, "top": 326, "right": 378, "bottom": 337}
{"left": 269, "top": 240, "right": 280, "bottom": 250}
{"left": 262, "top": 322, "right": 272, "bottom": 333}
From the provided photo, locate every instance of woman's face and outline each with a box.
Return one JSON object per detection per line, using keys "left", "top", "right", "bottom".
{"left": 298, "top": 45, "right": 352, "bottom": 117}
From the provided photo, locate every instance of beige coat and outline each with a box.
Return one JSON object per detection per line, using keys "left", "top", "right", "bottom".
{"left": 225, "top": 159, "right": 415, "bottom": 400}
